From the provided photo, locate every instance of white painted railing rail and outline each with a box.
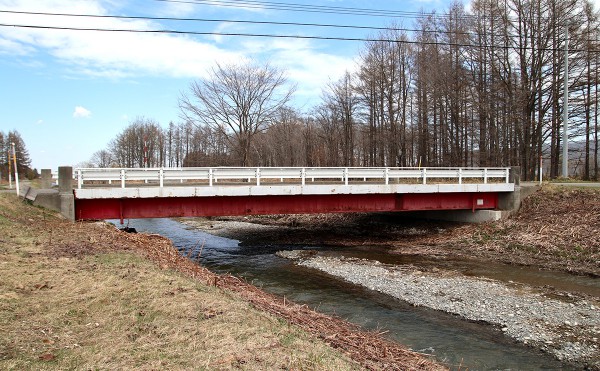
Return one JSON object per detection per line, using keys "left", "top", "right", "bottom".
{"left": 74, "top": 167, "right": 512, "bottom": 189}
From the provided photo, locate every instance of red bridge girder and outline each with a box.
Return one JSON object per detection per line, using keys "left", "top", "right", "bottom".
{"left": 74, "top": 192, "right": 498, "bottom": 221}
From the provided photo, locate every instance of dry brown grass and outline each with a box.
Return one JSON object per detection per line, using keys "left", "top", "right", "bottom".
{"left": 0, "top": 194, "right": 442, "bottom": 370}
{"left": 0, "top": 194, "right": 354, "bottom": 369}
{"left": 432, "top": 185, "right": 600, "bottom": 275}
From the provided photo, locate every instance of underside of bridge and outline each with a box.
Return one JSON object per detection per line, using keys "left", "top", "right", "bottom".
{"left": 74, "top": 192, "right": 499, "bottom": 221}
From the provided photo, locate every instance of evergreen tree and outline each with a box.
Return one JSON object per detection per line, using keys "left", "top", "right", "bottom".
{"left": 6, "top": 131, "right": 32, "bottom": 179}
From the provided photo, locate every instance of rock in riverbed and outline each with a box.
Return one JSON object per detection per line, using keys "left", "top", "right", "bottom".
{"left": 275, "top": 249, "right": 318, "bottom": 260}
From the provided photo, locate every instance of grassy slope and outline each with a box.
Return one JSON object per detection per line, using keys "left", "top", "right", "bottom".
{"left": 436, "top": 185, "right": 600, "bottom": 275}
{"left": 0, "top": 193, "right": 441, "bottom": 370}
{"left": 0, "top": 194, "right": 359, "bottom": 370}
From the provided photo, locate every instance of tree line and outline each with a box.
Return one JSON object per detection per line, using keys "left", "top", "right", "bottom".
{"left": 0, "top": 130, "right": 35, "bottom": 181}
{"left": 86, "top": 0, "right": 600, "bottom": 181}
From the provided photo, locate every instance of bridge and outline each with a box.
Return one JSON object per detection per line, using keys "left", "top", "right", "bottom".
{"left": 37, "top": 166, "right": 520, "bottom": 223}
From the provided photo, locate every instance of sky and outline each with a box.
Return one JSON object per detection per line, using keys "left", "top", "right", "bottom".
{"left": 1, "top": 0, "right": 598, "bottom": 171}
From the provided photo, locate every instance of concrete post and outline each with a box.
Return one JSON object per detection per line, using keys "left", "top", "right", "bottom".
{"left": 41, "top": 169, "right": 52, "bottom": 189}
{"left": 498, "top": 166, "right": 522, "bottom": 214}
{"left": 58, "top": 166, "right": 75, "bottom": 221}
{"left": 58, "top": 166, "right": 73, "bottom": 193}
{"left": 510, "top": 166, "right": 521, "bottom": 186}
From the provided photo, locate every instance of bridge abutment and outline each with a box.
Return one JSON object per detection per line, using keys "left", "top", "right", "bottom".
{"left": 413, "top": 166, "right": 524, "bottom": 223}
{"left": 498, "top": 166, "right": 522, "bottom": 215}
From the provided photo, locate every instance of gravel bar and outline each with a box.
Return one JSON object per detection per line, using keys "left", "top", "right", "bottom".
{"left": 290, "top": 254, "right": 600, "bottom": 367}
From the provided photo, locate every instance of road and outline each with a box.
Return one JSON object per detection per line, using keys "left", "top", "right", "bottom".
{"left": 550, "top": 182, "right": 600, "bottom": 188}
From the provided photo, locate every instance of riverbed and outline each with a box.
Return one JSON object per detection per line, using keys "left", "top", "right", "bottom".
{"left": 107, "top": 217, "right": 600, "bottom": 369}
{"left": 282, "top": 252, "right": 599, "bottom": 366}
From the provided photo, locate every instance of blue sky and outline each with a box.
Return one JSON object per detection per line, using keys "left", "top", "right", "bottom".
{"left": 0, "top": 0, "right": 516, "bottom": 170}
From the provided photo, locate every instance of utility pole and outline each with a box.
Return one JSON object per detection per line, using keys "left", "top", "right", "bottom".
{"left": 7, "top": 150, "right": 12, "bottom": 190}
{"left": 11, "top": 142, "right": 19, "bottom": 196}
{"left": 143, "top": 136, "right": 148, "bottom": 168}
{"left": 562, "top": 25, "right": 569, "bottom": 178}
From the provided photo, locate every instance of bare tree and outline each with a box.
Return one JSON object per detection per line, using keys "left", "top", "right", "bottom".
{"left": 108, "top": 117, "right": 164, "bottom": 168}
{"left": 90, "top": 149, "right": 114, "bottom": 167}
{"left": 179, "top": 61, "right": 295, "bottom": 166}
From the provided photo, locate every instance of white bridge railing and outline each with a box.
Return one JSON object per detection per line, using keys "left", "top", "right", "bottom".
{"left": 74, "top": 167, "right": 512, "bottom": 189}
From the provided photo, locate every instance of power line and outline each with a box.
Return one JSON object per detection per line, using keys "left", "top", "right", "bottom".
{"left": 0, "top": 9, "right": 475, "bottom": 37}
{"left": 2, "top": 8, "right": 573, "bottom": 43}
{"left": 1, "top": 22, "right": 592, "bottom": 53}
{"left": 153, "top": 0, "right": 440, "bottom": 19}
{"left": 0, "top": 22, "right": 441, "bottom": 43}
{"left": 154, "top": 0, "right": 592, "bottom": 25}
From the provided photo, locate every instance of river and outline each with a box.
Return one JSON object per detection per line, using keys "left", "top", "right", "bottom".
{"left": 110, "top": 217, "right": 594, "bottom": 370}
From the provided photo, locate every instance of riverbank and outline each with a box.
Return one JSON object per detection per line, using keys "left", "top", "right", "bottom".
{"left": 0, "top": 194, "right": 440, "bottom": 370}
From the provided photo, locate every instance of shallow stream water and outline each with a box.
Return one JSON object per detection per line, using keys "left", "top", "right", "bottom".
{"left": 110, "top": 218, "right": 598, "bottom": 370}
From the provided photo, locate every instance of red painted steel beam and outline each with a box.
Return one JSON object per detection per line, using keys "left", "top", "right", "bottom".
{"left": 74, "top": 192, "right": 498, "bottom": 220}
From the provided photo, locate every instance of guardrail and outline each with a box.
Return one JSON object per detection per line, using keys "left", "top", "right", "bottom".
{"left": 74, "top": 167, "right": 512, "bottom": 189}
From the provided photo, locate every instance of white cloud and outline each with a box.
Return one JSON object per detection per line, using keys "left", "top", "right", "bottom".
{"left": 73, "top": 106, "right": 91, "bottom": 118}
{"left": 159, "top": 2, "right": 197, "bottom": 17}
{"left": 0, "top": 0, "right": 359, "bottom": 108}
{"left": 36, "top": 119, "right": 43, "bottom": 124}
{"left": 210, "top": 22, "right": 238, "bottom": 44}
{"left": 158, "top": 0, "right": 266, "bottom": 16}
{"left": 0, "top": 37, "right": 33, "bottom": 55}
{"left": 0, "top": 0, "right": 243, "bottom": 79}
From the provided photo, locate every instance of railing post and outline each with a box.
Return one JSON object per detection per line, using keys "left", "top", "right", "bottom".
{"left": 385, "top": 168, "right": 389, "bottom": 185}
{"left": 77, "top": 169, "right": 83, "bottom": 189}
{"left": 301, "top": 168, "right": 306, "bottom": 186}
{"left": 209, "top": 168, "right": 213, "bottom": 187}
{"left": 256, "top": 167, "right": 261, "bottom": 186}
{"left": 484, "top": 168, "right": 488, "bottom": 184}
{"left": 344, "top": 168, "right": 348, "bottom": 186}
{"left": 422, "top": 168, "right": 427, "bottom": 185}
{"left": 120, "top": 169, "right": 125, "bottom": 189}
{"left": 458, "top": 168, "right": 462, "bottom": 185}
{"left": 159, "top": 168, "right": 164, "bottom": 188}
{"left": 505, "top": 167, "right": 510, "bottom": 184}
